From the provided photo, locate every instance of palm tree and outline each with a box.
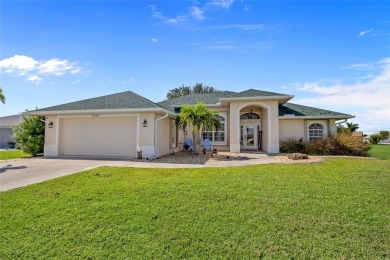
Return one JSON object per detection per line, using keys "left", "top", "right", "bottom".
{"left": 0, "top": 87, "right": 5, "bottom": 104}
{"left": 346, "top": 122, "right": 359, "bottom": 133}
{"left": 176, "top": 102, "right": 220, "bottom": 154}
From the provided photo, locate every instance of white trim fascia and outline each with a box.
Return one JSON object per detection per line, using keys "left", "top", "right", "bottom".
{"left": 279, "top": 115, "right": 355, "bottom": 119}
{"left": 25, "top": 107, "right": 176, "bottom": 116}
{"left": 203, "top": 104, "right": 222, "bottom": 107}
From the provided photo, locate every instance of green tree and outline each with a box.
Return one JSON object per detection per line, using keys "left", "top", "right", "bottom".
{"left": 176, "top": 102, "right": 220, "bottom": 154}
{"left": 0, "top": 87, "right": 5, "bottom": 104}
{"left": 369, "top": 134, "right": 382, "bottom": 144}
{"left": 13, "top": 115, "right": 45, "bottom": 156}
{"left": 337, "top": 124, "right": 351, "bottom": 134}
{"left": 346, "top": 122, "right": 359, "bottom": 133}
{"left": 166, "top": 83, "right": 220, "bottom": 99}
{"left": 379, "top": 131, "right": 389, "bottom": 140}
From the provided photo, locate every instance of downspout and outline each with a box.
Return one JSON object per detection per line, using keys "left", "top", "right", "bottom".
{"left": 151, "top": 112, "right": 169, "bottom": 160}
{"left": 336, "top": 119, "right": 347, "bottom": 125}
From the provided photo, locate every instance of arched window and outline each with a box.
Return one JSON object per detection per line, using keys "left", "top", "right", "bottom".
{"left": 240, "top": 113, "right": 260, "bottom": 119}
{"left": 308, "top": 123, "right": 324, "bottom": 141}
{"left": 202, "top": 114, "right": 227, "bottom": 144}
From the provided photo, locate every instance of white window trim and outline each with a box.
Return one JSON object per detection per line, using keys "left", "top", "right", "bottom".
{"left": 307, "top": 122, "right": 326, "bottom": 141}
{"left": 202, "top": 112, "right": 227, "bottom": 145}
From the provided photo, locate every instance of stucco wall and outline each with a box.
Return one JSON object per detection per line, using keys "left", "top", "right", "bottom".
{"left": 229, "top": 100, "right": 279, "bottom": 153}
{"left": 44, "top": 116, "right": 58, "bottom": 156}
{"left": 279, "top": 119, "right": 305, "bottom": 141}
{"left": 156, "top": 116, "right": 170, "bottom": 157}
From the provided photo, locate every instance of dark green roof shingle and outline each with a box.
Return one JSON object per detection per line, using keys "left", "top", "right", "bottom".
{"left": 35, "top": 91, "right": 173, "bottom": 112}
{"left": 157, "top": 91, "right": 237, "bottom": 107}
{"left": 279, "top": 103, "right": 353, "bottom": 117}
{"left": 158, "top": 89, "right": 289, "bottom": 108}
{"left": 233, "top": 89, "right": 290, "bottom": 98}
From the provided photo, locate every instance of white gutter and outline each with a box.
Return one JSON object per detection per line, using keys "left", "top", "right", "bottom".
{"left": 151, "top": 112, "right": 169, "bottom": 160}
{"left": 279, "top": 115, "right": 355, "bottom": 120}
{"left": 25, "top": 107, "right": 176, "bottom": 116}
{"left": 336, "top": 119, "right": 348, "bottom": 125}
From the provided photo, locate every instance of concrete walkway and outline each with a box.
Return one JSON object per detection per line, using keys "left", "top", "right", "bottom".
{"left": 0, "top": 153, "right": 277, "bottom": 192}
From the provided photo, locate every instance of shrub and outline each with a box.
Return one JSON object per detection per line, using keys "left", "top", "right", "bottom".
{"left": 369, "top": 134, "right": 382, "bottom": 144}
{"left": 12, "top": 115, "right": 45, "bottom": 156}
{"left": 306, "top": 133, "right": 371, "bottom": 156}
{"left": 280, "top": 137, "right": 305, "bottom": 153}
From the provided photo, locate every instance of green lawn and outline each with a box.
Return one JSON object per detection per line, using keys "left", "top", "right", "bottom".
{"left": 0, "top": 149, "right": 30, "bottom": 160}
{"left": 1, "top": 158, "right": 389, "bottom": 258}
{"left": 369, "top": 144, "right": 390, "bottom": 160}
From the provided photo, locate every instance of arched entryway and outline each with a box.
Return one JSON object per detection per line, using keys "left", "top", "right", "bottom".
{"left": 240, "top": 106, "right": 263, "bottom": 151}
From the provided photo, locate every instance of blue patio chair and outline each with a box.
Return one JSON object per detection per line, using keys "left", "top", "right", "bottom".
{"left": 203, "top": 138, "right": 213, "bottom": 151}
{"left": 184, "top": 138, "right": 195, "bottom": 153}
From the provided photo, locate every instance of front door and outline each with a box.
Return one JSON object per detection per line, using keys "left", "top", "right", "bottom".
{"left": 241, "top": 124, "right": 258, "bottom": 150}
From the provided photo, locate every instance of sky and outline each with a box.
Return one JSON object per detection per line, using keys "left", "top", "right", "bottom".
{"left": 1, "top": 0, "right": 389, "bottom": 134}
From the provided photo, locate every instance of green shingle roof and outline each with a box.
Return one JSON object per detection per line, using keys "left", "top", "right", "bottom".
{"left": 35, "top": 91, "right": 173, "bottom": 112}
{"left": 279, "top": 103, "right": 353, "bottom": 117}
{"left": 33, "top": 89, "right": 352, "bottom": 118}
{"left": 157, "top": 91, "right": 237, "bottom": 107}
{"left": 158, "top": 89, "right": 290, "bottom": 108}
{"left": 232, "top": 89, "right": 290, "bottom": 98}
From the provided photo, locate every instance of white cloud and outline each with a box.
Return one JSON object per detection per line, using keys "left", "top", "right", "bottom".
{"left": 207, "top": 0, "right": 234, "bottom": 9}
{"left": 0, "top": 55, "right": 38, "bottom": 73}
{"left": 27, "top": 75, "right": 42, "bottom": 83}
{"left": 152, "top": 37, "right": 159, "bottom": 43}
{"left": 190, "top": 6, "right": 204, "bottom": 20}
{"left": 0, "top": 55, "right": 82, "bottom": 83}
{"left": 152, "top": 11, "right": 186, "bottom": 24}
{"left": 359, "top": 28, "right": 373, "bottom": 37}
{"left": 345, "top": 63, "right": 375, "bottom": 70}
{"left": 292, "top": 58, "right": 390, "bottom": 134}
{"left": 244, "top": 4, "right": 249, "bottom": 11}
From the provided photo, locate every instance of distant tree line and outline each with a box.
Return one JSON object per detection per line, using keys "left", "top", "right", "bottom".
{"left": 166, "top": 83, "right": 220, "bottom": 100}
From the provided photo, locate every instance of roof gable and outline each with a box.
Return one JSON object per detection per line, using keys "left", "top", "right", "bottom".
{"left": 157, "top": 91, "right": 237, "bottom": 107}
{"left": 34, "top": 91, "right": 173, "bottom": 112}
{"left": 235, "top": 89, "right": 290, "bottom": 98}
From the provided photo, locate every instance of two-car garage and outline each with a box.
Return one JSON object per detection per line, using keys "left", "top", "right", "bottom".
{"left": 58, "top": 116, "right": 137, "bottom": 158}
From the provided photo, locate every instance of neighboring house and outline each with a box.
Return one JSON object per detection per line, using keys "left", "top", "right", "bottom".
{"left": 352, "top": 131, "right": 364, "bottom": 138}
{"left": 27, "top": 89, "right": 354, "bottom": 158}
{"left": 0, "top": 115, "right": 23, "bottom": 148}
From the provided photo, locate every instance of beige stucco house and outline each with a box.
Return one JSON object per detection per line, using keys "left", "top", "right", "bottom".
{"left": 28, "top": 89, "right": 354, "bottom": 158}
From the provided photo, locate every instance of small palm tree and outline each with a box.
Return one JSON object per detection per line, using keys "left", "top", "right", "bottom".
{"left": 346, "top": 122, "right": 359, "bottom": 133}
{"left": 176, "top": 102, "right": 220, "bottom": 154}
{"left": 0, "top": 87, "right": 5, "bottom": 104}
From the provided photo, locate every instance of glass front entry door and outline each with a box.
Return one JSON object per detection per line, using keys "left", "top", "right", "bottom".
{"left": 241, "top": 124, "right": 259, "bottom": 150}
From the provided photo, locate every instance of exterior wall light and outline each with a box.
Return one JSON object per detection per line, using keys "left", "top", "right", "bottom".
{"left": 143, "top": 119, "right": 147, "bottom": 127}
{"left": 48, "top": 121, "right": 54, "bottom": 128}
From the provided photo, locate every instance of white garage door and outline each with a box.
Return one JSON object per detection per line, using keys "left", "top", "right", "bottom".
{"left": 59, "top": 116, "right": 137, "bottom": 157}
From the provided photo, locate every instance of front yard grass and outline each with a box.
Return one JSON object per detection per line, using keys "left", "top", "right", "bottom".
{"left": 369, "top": 144, "right": 390, "bottom": 160}
{"left": 1, "top": 158, "right": 389, "bottom": 258}
{"left": 0, "top": 149, "right": 30, "bottom": 160}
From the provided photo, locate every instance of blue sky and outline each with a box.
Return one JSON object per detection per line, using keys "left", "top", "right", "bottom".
{"left": 1, "top": 0, "right": 389, "bottom": 134}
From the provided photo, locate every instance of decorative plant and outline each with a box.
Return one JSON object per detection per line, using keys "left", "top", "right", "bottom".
{"left": 176, "top": 102, "right": 220, "bottom": 154}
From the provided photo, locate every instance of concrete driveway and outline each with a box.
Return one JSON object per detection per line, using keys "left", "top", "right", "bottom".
{"left": 1, "top": 153, "right": 277, "bottom": 192}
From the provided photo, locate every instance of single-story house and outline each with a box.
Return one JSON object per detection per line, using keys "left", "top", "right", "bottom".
{"left": 0, "top": 114, "right": 23, "bottom": 148}
{"left": 28, "top": 89, "right": 354, "bottom": 158}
